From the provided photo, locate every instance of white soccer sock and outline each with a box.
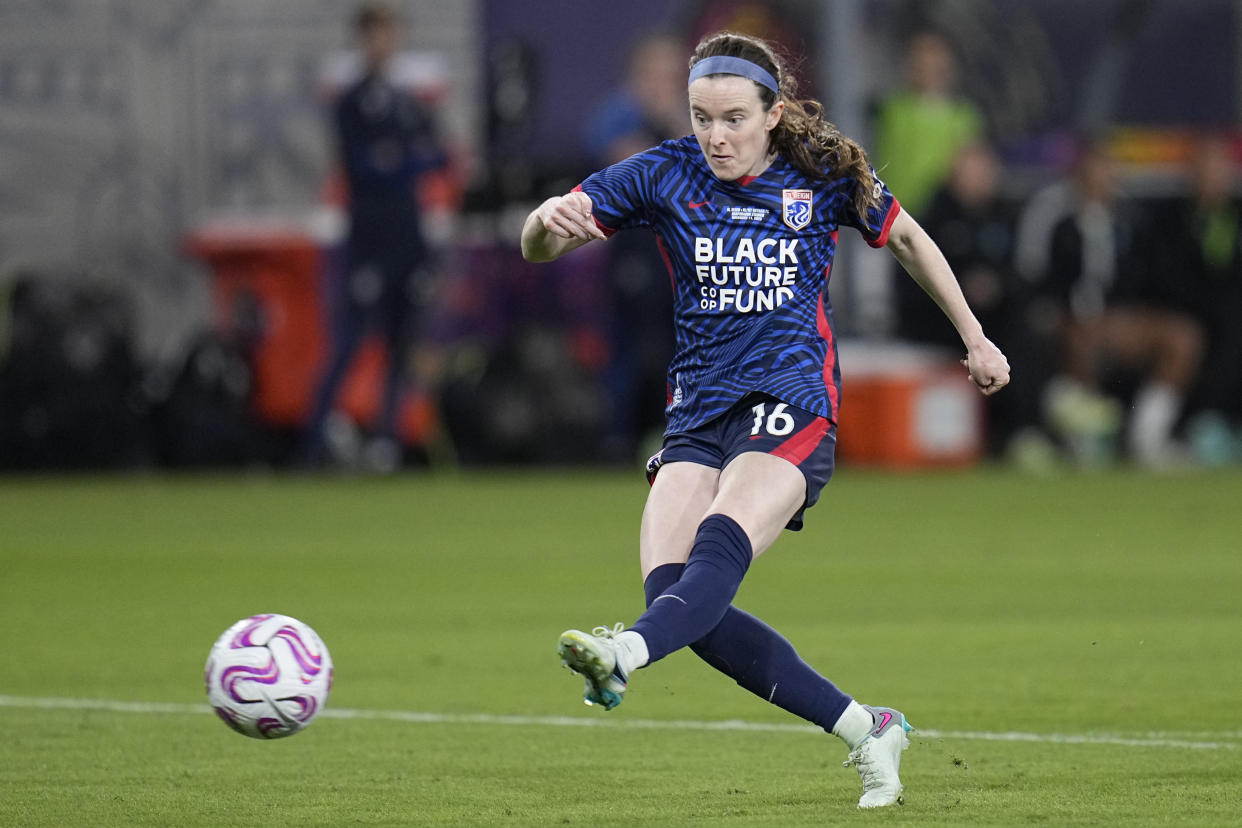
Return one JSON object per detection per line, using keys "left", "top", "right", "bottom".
{"left": 831, "top": 700, "right": 875, "bottom": 748}
{"left": 615, "top": 630, "right": 649, "bottom": 673}
{"left": 1129, "top": 382, "right": 1182, "bottom": 463}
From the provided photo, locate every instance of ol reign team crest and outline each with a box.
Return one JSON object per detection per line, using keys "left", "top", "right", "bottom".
{"left": 782, "top": 189, "right": 813, "bottom": 230}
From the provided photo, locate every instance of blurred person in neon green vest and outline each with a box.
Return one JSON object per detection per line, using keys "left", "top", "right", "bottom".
{"left": 872, "top": 29, "right": 983, "bottom": 216}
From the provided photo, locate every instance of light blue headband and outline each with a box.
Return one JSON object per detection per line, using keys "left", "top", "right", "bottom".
{"left": 688, "top": 55, "right": 779, "bottom": 93}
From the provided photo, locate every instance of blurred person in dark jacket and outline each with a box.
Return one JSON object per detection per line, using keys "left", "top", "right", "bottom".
{"left": 581, "top": 32, "right": 687, "bottom": 462}
{"left": 898, "top": 142, "right": 1018, "bottom": 348}
{"left": 1039, "top": 140, "right": 1204, "bottom": 466}
{"left": 896, "top": 141, "right": 1032, "bottom": 456}
{"left": 302, "top": 2, "right": 447, "bottom": 471}
{"left": 1143, "top": 135, "right": 1242, "bottom": 459}
{"left": 582, "top": 32, "right": 689, "bottom": 168}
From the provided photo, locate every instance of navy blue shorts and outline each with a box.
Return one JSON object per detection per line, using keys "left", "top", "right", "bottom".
{"left": 646, "top": 393, "right": 837, "bottom": 531}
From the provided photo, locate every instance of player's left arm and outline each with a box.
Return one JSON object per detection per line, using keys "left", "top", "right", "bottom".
{"left": 885, "top": 209, "right": 1011, "bottom": 396}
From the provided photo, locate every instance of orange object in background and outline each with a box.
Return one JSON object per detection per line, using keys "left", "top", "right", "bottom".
{"left": 835, "top": 342, "right": 983, "bottom": 468}
{"left": 183, "top": 218, "right": 432, "bottom": 446}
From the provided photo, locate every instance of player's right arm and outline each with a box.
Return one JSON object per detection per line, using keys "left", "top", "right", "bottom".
{"left": 521, "top": 191, "right": 608, "bottom": 262}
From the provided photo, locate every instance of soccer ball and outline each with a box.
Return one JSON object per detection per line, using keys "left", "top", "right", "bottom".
{"left": 204, "top": 613, "right": 333, "bottom": 739}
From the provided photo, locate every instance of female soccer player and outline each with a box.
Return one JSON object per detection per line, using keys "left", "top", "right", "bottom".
{"left": 520, "top": 31, "right": 1009, "bottom": 809}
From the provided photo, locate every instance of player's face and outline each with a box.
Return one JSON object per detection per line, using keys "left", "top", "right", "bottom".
{"left": 689, "top": 76, "right": 784, "bottom": 181}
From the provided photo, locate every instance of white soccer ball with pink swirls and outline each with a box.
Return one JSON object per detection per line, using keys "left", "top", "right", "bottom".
{"left": 204, "top": 613, "right": 333, "bottom": 739}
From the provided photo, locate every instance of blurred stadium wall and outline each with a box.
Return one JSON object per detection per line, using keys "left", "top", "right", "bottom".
{"left": 3, "top": 0, "right": 1237, "bottom": 357}
{"left": 2, "top": 0, "right": 1240, "bottom": 468}
{"left": 0, "top": 0, "right": 481, "bottom": 363}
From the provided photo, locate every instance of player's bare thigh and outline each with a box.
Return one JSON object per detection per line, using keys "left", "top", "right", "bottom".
{"left": 711, "top": 452, "right": 806, "bottom": 558}
{"left": 638, "top": 453, "right": 806, "bottom": 580}
{"left": 639, "top": 461, "right": 719, "bottom": 579}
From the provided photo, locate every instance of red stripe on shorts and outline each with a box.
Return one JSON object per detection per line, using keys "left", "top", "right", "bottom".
{"left": 771, "top": 416, "right": 831, "bottom": 466}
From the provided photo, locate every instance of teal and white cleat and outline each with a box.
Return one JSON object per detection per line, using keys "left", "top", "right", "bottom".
{"left": 557, "top": 624, "right": 630, "bottom": 711}
{"left": 844, "top": 705, "right": 914, "bottom": 808}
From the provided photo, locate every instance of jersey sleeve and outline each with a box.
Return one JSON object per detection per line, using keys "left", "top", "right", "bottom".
{"left": 841, "top": 169, "right": 901, "bottom": 248}
{"left": 577, "top": 150, "right": 658, "bottom": 237}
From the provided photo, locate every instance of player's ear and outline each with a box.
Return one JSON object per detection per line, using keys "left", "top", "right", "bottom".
{"left": 765, "top": 99, "right": 784, "bottom": 132}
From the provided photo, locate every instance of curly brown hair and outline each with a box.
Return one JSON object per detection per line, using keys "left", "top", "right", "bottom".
{"left": 689, "top": 31, "right": 879, "bottom": 218}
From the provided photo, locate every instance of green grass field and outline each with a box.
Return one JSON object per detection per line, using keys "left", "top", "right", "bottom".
{"left": 2, "top": 467, "right": 1240, "bottom": 826}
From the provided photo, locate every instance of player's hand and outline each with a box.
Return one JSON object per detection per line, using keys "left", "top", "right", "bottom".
{"left": 536, "top": 192, "right": 607, "bottom": 242}
{"left": 960, "top": 337, "right": 1010, "bottom": 396}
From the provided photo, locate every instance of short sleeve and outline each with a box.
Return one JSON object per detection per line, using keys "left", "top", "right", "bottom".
{"left": 577, "top": 150, "right": 657, "bottom": 237}
{"left": 842, "top": 169, "right": 902, "bottom": 249}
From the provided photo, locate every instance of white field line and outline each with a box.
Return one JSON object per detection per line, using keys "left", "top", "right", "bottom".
{"left": 0, "top": 695, "right": 1236, "bottom": 751}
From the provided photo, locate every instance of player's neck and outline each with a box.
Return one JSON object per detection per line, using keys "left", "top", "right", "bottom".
{"left": 736, "top": 151, "right": 778, "bottom": 185}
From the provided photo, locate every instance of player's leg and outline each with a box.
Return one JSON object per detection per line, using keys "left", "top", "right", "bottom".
{"left": 640, "top": 554, "right": 854, "bottom": 729}
{"left": 639, "top": 460, "right": 722, "bottom": 579}
{"left": 643, "top": 556, "right": 912, "bottom": 807}
{"left": 668, "top": 406, "right": 910, "bottom": 806}
{"left": 558, "top": 460, "right": 720, "bottom": 709}
{"left": 629, "top": 451, "right": 804, "bottom": 663}
{"left": 558, "top": 454, "right": 795, "bottom": 707}
{"left": 628, "top": 397, "right": 831, "bottom": 664}
{"left": 708, "top": 450, "right": 807, "bottom": 556}
{"left": 694, "top": 450, "right": 883, "bottom": 740}
{"left": 560, "top": 402, "right": 819, "bottom": 702}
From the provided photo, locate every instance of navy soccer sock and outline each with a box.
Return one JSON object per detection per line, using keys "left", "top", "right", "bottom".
{"left": 640, "top": 562, "right": 851, "bottom": 732}
{"left": 691, "top": 607, "right": 852, "bottom": 732}
{"left": 630, "top": 514, "right": 752, "bottom": 663}
{"left": 642, "top": 562, "right": 685, "bottom": 607}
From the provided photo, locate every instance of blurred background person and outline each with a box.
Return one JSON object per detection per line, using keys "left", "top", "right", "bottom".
{"left": 582, "top": 32, "right": 690, "bottom": 168}
{"left": 894, "top": 140, "right": 1031, "bottom": 457}
{"left": 581, "top": 32, "right": 687, "bottom": 463}
{"left": 897, "top": 141, "right": 1016, "bottom": 349}
{"left": 871, "top": 28, "right": 985, "bottom": 218}
{"left": 1037, "top": 140, "right": 1204, "bottom": 466}
{"left": 5, "top": 1, "right": 1242, "bottom": 475}
{"left": 301, "top": 3, "right": 448, "bottom": 471}
{"left": 1144, "top": 135, "right": 1242, "bottom": 462}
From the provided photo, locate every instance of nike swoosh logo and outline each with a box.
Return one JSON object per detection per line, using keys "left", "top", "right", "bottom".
{"left": 688, "top": 200, "right": 710, "bottom": 209}
{"left": 874, "top": 711, "right": 893, "bottom": 733}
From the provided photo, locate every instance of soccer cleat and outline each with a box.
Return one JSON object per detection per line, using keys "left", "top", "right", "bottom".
{"left": 843, "top": 705, "right": 914, "bottom": 808}
{"left": 558, "top": 624, "right": 630, "bottom": 711}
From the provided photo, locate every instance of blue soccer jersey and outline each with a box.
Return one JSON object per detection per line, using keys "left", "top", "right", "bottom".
{"left": 579, "top": 136, "right": 900, "bottom": 434}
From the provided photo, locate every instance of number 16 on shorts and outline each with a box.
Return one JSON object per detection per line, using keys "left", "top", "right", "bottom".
{"left": 751, "top": 401, "right": 796, "bottom": 437}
